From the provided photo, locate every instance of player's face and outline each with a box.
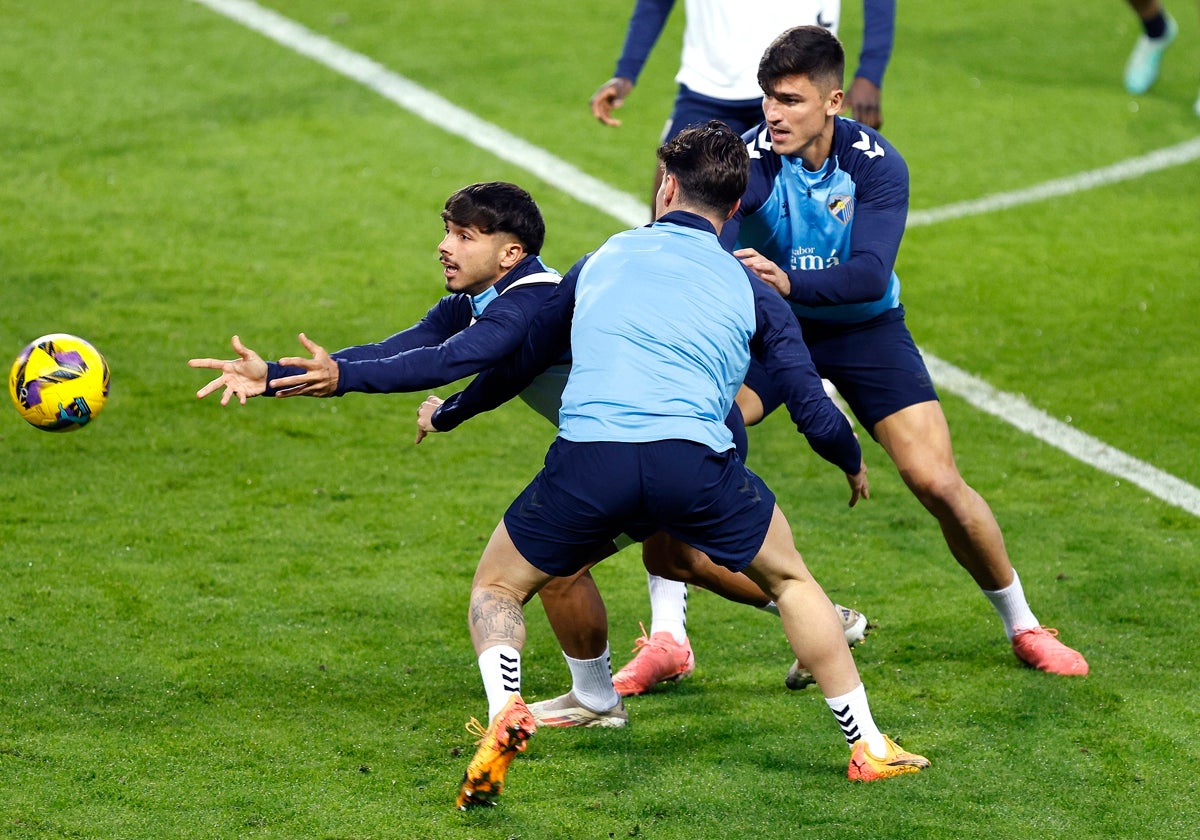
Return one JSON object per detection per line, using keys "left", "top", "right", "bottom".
{"left": 761, "top": 74, "right": 842, "bottom": 164}
{"left": 438, "top": 221, "right": 521, "bottom": 296}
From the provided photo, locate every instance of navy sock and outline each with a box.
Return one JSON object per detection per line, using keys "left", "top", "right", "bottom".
{"left": 1144, "top": 12, "right": 1168, "bottom": 40}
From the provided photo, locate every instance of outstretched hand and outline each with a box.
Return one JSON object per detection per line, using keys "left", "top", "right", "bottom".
{"left": 414, "top": 395, "right": 443, "bottom": 444}
{"left": 269, "top": 333, "right": 339, "bottom": 397}
{"left": 188, "top": 335, "right": 269, "bottom": 406}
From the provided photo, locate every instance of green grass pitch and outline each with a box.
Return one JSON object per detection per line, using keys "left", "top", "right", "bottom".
{"left": 2, "top": 1, "right": 1199, "bottom": 837}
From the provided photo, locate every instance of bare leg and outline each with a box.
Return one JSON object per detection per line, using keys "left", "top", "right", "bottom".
{"left": 457, "top": 522, "right": 549, "bottom": 810}
{"left": 470, "top": 522, "right": 554, "bottom": 655}
{"left": 742, "top": 506, "right": 861, "bottom": 698}
{"left": 642, "top": 532, "right": 772, "bottom": 606}
{"left": 871, "top": 401, "right": 1088, "bottom": 674}
{"left": 740, "top": 504, "right": 933, "bottom": 780}
{"left": 872, "top": 401, "right": 1013, "bottom": 590}
{"left": 536, "top": 534, "right": 774, "bottom": 660}
{"left": 537, "top": 562, "right": 610, "bottom": 659}
{"left": 1127, "top": 0, "right": 1163, "bottom": 18}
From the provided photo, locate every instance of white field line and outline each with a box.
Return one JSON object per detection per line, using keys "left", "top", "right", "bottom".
{"left": 909, "top": 137, "right": 1200, "bottom": 228}
{"left": 925, "top": 357, "right": 1200, "bottom": 517}
{"left": 190, "top": 0, "right": 1200, "bottom": 517}
{"left": 188, "top": 0, "right": 648, "bottom": 227}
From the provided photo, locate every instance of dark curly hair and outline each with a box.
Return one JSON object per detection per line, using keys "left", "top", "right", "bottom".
{"left": 441, "top": 182, "right": 545, "bottom": 255}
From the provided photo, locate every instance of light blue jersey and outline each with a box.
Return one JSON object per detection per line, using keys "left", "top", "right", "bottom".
{"left": 434, "top": 211, "right": 862, "bottom": 476}
{"left": 725, "top": 117, "right": 909, "bottom": 325}
{"left": 558, "top": 220, "right": 756, "bottom": 452}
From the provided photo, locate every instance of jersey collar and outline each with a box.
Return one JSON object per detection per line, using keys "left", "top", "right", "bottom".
{"left": 653, "top": 210, "right": 718, "bottom": 236}
{"left": 470, "top": 254, "right": 553, "bottom": 316}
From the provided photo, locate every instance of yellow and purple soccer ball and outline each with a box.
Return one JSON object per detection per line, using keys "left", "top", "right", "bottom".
{"left": 8, "top": 333, "right": 110, "bottom": 432}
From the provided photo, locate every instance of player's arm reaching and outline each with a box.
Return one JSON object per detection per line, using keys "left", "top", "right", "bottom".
{"left": 317, "top": 303, "right": 543, "bottom": 395}
{"left": 187, "top": 298, "right": 464, "bottom": 403}
{"left": 190, "top": 285, "right": 557, "bottom": 402}
{"left": 417, "top": 261, "right": 582, "bottom": 439}
{"left": 266, "top": 295, "right": 544, "bottom": 397}
{"left": 748, "top": 274, "right": 868, "bottom": 506}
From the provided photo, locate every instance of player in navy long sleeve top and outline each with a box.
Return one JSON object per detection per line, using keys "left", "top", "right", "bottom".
{"left": 721, "top": 114, "right": 907, "bottom": 317}
{"left": 189, "top": 182, "right": 564, "bottom": 421}
{"left": 190, "top": 177, "right": 816, "bottom": 708}
{"left": 726, "top": 26, "right": 1089, "bottom": 677}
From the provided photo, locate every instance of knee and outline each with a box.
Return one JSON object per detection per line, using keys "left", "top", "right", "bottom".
{"left": 471, "top": 578, "right": 532, "bottom": 612}
{"left": 900, "top": 464, "right": 970, "bottom": 515}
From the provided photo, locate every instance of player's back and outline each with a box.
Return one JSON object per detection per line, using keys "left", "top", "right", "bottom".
{"left": 558, "top": 214, "right": 755, "bottom": 453}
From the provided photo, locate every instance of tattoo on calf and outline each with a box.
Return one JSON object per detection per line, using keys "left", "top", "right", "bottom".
{"left": 470, "top": 590, "right": 526, "bottom": 645}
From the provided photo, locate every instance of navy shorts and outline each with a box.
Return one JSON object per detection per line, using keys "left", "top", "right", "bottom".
{"left": 743, "top": 306, "right": 938, "bottom": 437}
{"left": 726, "top": 399, "right": 748, "bottom": 461}
{"left": 503, "top": 438, "right": 776, "bottom": 577}
{"left": 661, "top": 85, "right": 764, "bottom": 143}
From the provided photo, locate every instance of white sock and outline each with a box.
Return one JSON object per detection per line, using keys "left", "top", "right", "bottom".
{"left": 564, "top": 644, "right": 620, "bottom": 712}
{"left": 647, "top": 573, "right": 688, "bottom": 643}
{"left": 478, "top": 644, "right": 521, "bottom": 722}
{"left": 760, "top": 600, "right": 780, "bottom": 615}
{"left": 825, "top": 683, "right": 886, "bottom": 755}
{"left": 982, "top": 569, "right": 1040, "bottom": 641}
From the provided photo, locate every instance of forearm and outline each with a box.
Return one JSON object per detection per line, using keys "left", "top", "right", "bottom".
{"left": 613, "top": 0, "right": 675, "bottom": 82}
{"left": 796, "top": 402, "right": 862, "bottom": 475}
{"left": 431, "top": 341, "right": 569, "bottom": 430}
{"left": 856, "top": 0, "right": 896, "bottom": 87}
{"left": 335, "top": 311, "right": 529, "bottom": 395}
{"left": 335, "top": 348, "right": 489, "bottom": 395}
{"left": 753, "top": 285, "right": 862, "bottom": 475}
{"left": 784, "top": 257, "right": 892, "bottom": 307}
{"left": 430, "top": 368, "right": 533, "bottom": 432}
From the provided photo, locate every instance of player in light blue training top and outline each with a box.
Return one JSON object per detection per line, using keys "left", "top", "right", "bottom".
{"left": 730, "top": 104, "right": 905, "bottom": 325}
{"left": 189, "top": 179, "right": 790, "bottom": 704}
{"left": 724, "top": 25, "right": 1089, "bottom": 678}
{"left": 557, "top": 219, "right": 754, "bottom": 451}
{"left": 190, "top": 176, "right": 839, "bottom": 713}
{"left": 428, "top": 122, "right": 927, "bottom": 810}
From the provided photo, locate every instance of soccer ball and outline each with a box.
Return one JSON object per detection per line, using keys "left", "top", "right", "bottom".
{"left": 8, "top": 333, "right": 110, "bottom": 432}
